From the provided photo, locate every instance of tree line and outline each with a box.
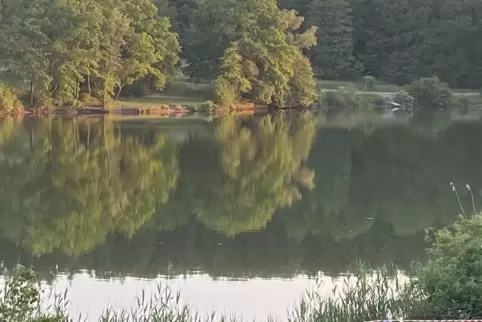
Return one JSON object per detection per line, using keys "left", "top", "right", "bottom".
{"left": 0, "top": 0, "right": 480, "bottom": 111}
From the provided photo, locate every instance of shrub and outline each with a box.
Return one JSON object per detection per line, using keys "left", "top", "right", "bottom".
{"left": 0, "top": 83, "right": 24, "bottom": 113}
{"left": 0, "top": 267, "right": 69, "bottom": 322}
{"left": 393, "top": 90, "right": 415, "bottom": 111}
{"left": 456, "top": 97, "right": 470, "bottom": 114}
{"left": 34, "top": 94, "right": 55, "bottom": 111}
{"left": 363, "top": 75, "right": 376, "bottom": 91}
{"left": 214, "top": 78, "right": 238, "bottom": 107}
{"left": 406, "top": 77, "right": 453, "bottom": 111}
{"left": 413, "top": 213, "right": 482, "bottom": 319}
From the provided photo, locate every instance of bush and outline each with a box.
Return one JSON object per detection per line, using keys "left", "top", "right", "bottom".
{"left": 456, "top": 97, "right": 470, "bottom": 114}
{"left": 214, "top": 78, "right": 238, "bottom": 107}
{"left": 363, "top": 75, "right": 376, "bottom": 91}
{"left": 0, "top": 83, "right": 24, "bottom": 113}
{"left": 0, "top": 267, "right": 69, "bottom": 322}
{"left": 406, "top": 77, "right": 453, "bottom": 111}
{"left": 413, "top": 213, "right": 482, "bottom": 319}
{"left": 393, "top": 90, "right": 415, "bottom": 111}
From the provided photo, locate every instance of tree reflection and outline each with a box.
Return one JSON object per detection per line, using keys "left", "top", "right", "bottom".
{"left": 0, "top": 115, "right": 481, "bottom": 278}
{"left": 0, "top": 118, "right": 179, "bottom": 255}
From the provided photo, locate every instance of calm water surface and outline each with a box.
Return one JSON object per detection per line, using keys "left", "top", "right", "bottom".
{"left": 0, "top": 112, "right": 480, "bottom": 320}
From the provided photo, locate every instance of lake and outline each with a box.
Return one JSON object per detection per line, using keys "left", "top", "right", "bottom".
{"left": 0, "top": 111, "right": 480, "bottom": 320}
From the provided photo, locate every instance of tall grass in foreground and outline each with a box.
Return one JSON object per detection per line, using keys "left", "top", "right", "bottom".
{"left": 289, "top": 267, "right": 422, "bottom": 322}
{"left": 100, "top": 284, "right": 222, "bottom": 322}
{"left": 2, "top": 265, "right": 421, "bottom": 322}
{"left": 99, "top": 266, "right": 421, "bottom": 322}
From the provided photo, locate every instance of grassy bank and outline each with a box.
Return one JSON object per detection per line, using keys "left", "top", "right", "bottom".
{"left": 3, "top": 209, "right": 482, "bottom": 322}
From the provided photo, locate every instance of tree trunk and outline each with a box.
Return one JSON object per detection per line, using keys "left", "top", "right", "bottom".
{"left": 268, "top": 95, "right": 279, "bottom": 109}
{"left": 114, "top": 84, "right": 124, "bottom": 100}
{"left": 75, "top": 80, "right": 80, "bottom": 100}
{"left": 29, "top": 77, "right": 35, "bottom": 107}
{"left": 87, "top": 74, "right": 92, "bottom": 96}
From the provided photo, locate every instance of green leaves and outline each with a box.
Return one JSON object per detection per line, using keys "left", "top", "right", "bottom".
{"left": 214, "top": 43, "right": 252, "bottom": 106}
{"left": 307, "top": 0, "right": 360, "bottom": 79}
{"left": 415, "top": 214, "right": 482, "bottom": 318}
{"left": 0, "top": 83, "right": 23, "bottom": 113}
{"left": 0, "top": 0, "right": 180, "bottom": 109}
{"left": 184, "top": 0, "right": 317, "bottom": 107}
{"left": 406, "top": 77, "right": 454, "bottom": 111}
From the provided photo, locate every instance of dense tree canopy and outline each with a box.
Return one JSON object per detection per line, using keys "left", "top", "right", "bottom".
{"left": 0, "top": 0, "right": 180, "bottom": 108}
{"left": 183, "top": 0, "right": 318, "bottom": 107}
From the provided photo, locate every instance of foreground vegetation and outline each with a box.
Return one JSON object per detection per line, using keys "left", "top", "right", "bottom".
{"left": 2, "top": 211, "right": 482, "bottom": 321}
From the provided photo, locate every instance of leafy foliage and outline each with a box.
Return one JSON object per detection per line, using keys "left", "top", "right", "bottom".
{"left": 184, "top": 0, "right": 317, "bottom": 107}
{"left": 406, "top": 77, "right": 453, "bottom": 111}
{"left": 0, "top": 0, "right": 180, "bottom": 108}
{"left": 414, "top": 213, "right": 482, "bottom": 319}
{"left": 393, "top": 90, "right": 415, "bottom": 111}
{"left": 0, "top": 83, "right": 23, "bottom": 113}
{"left": 306, "top": 0, "right": 361, "bottom": 79}
{"left": 0, "top": 267, "right": 68, "bottom": 322}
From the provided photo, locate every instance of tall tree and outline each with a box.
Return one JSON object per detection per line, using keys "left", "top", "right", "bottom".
{"left": 184, "top": 0, "right": 318, "bottom": 107}
{"left": 96, "top": 0, "right": 180, "bottom": 103}
{"left": 307, "top": 0, "right": 361, "bottom": 79}
{"left": 0, "top": 0, "right": 180, "bottom": 108}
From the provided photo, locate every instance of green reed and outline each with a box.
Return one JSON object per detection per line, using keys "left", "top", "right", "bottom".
{"left": 88, "top": 265, "right": 422, "bottom": 322}
{"left": 288, "top": 266, "right": 422, "bottom": 322}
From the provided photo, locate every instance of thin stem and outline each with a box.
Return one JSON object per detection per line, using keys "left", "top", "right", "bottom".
{"left": 454, "top": 187, "right": 466, "bottom": 217}
{"left": 467, "top": 184, "right": 476, "bottom": 215}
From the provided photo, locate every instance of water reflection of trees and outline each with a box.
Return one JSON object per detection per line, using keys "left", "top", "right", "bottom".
{"left": 0, "top": 118, "right": 180, "bottom": 255}
{"left": 0, "top": 115, "right": 481, "bottom": 277}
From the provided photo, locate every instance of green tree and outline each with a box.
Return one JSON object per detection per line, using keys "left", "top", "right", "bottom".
{"left": 96, "top": 0, "right": 180, "bottom": 103}
{"left": 184, "top": 0, "right": 317, "bottom": 107}
{"left": 307, "top": 0, "right": 361, "bottom": 79}
{"left": 0, "top": 0, "right": 180, "bottom": 108}
{"left": 407, "top": 77, "right": 453, "bottom": 111}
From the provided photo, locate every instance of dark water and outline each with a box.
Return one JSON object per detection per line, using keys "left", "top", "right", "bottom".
{"left": 0, "top": 112, "right": 480, "bottom": 319}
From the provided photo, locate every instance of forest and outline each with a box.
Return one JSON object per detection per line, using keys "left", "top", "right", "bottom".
{"left": 0, "top": 0, "right": 481, "bottom": 111}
